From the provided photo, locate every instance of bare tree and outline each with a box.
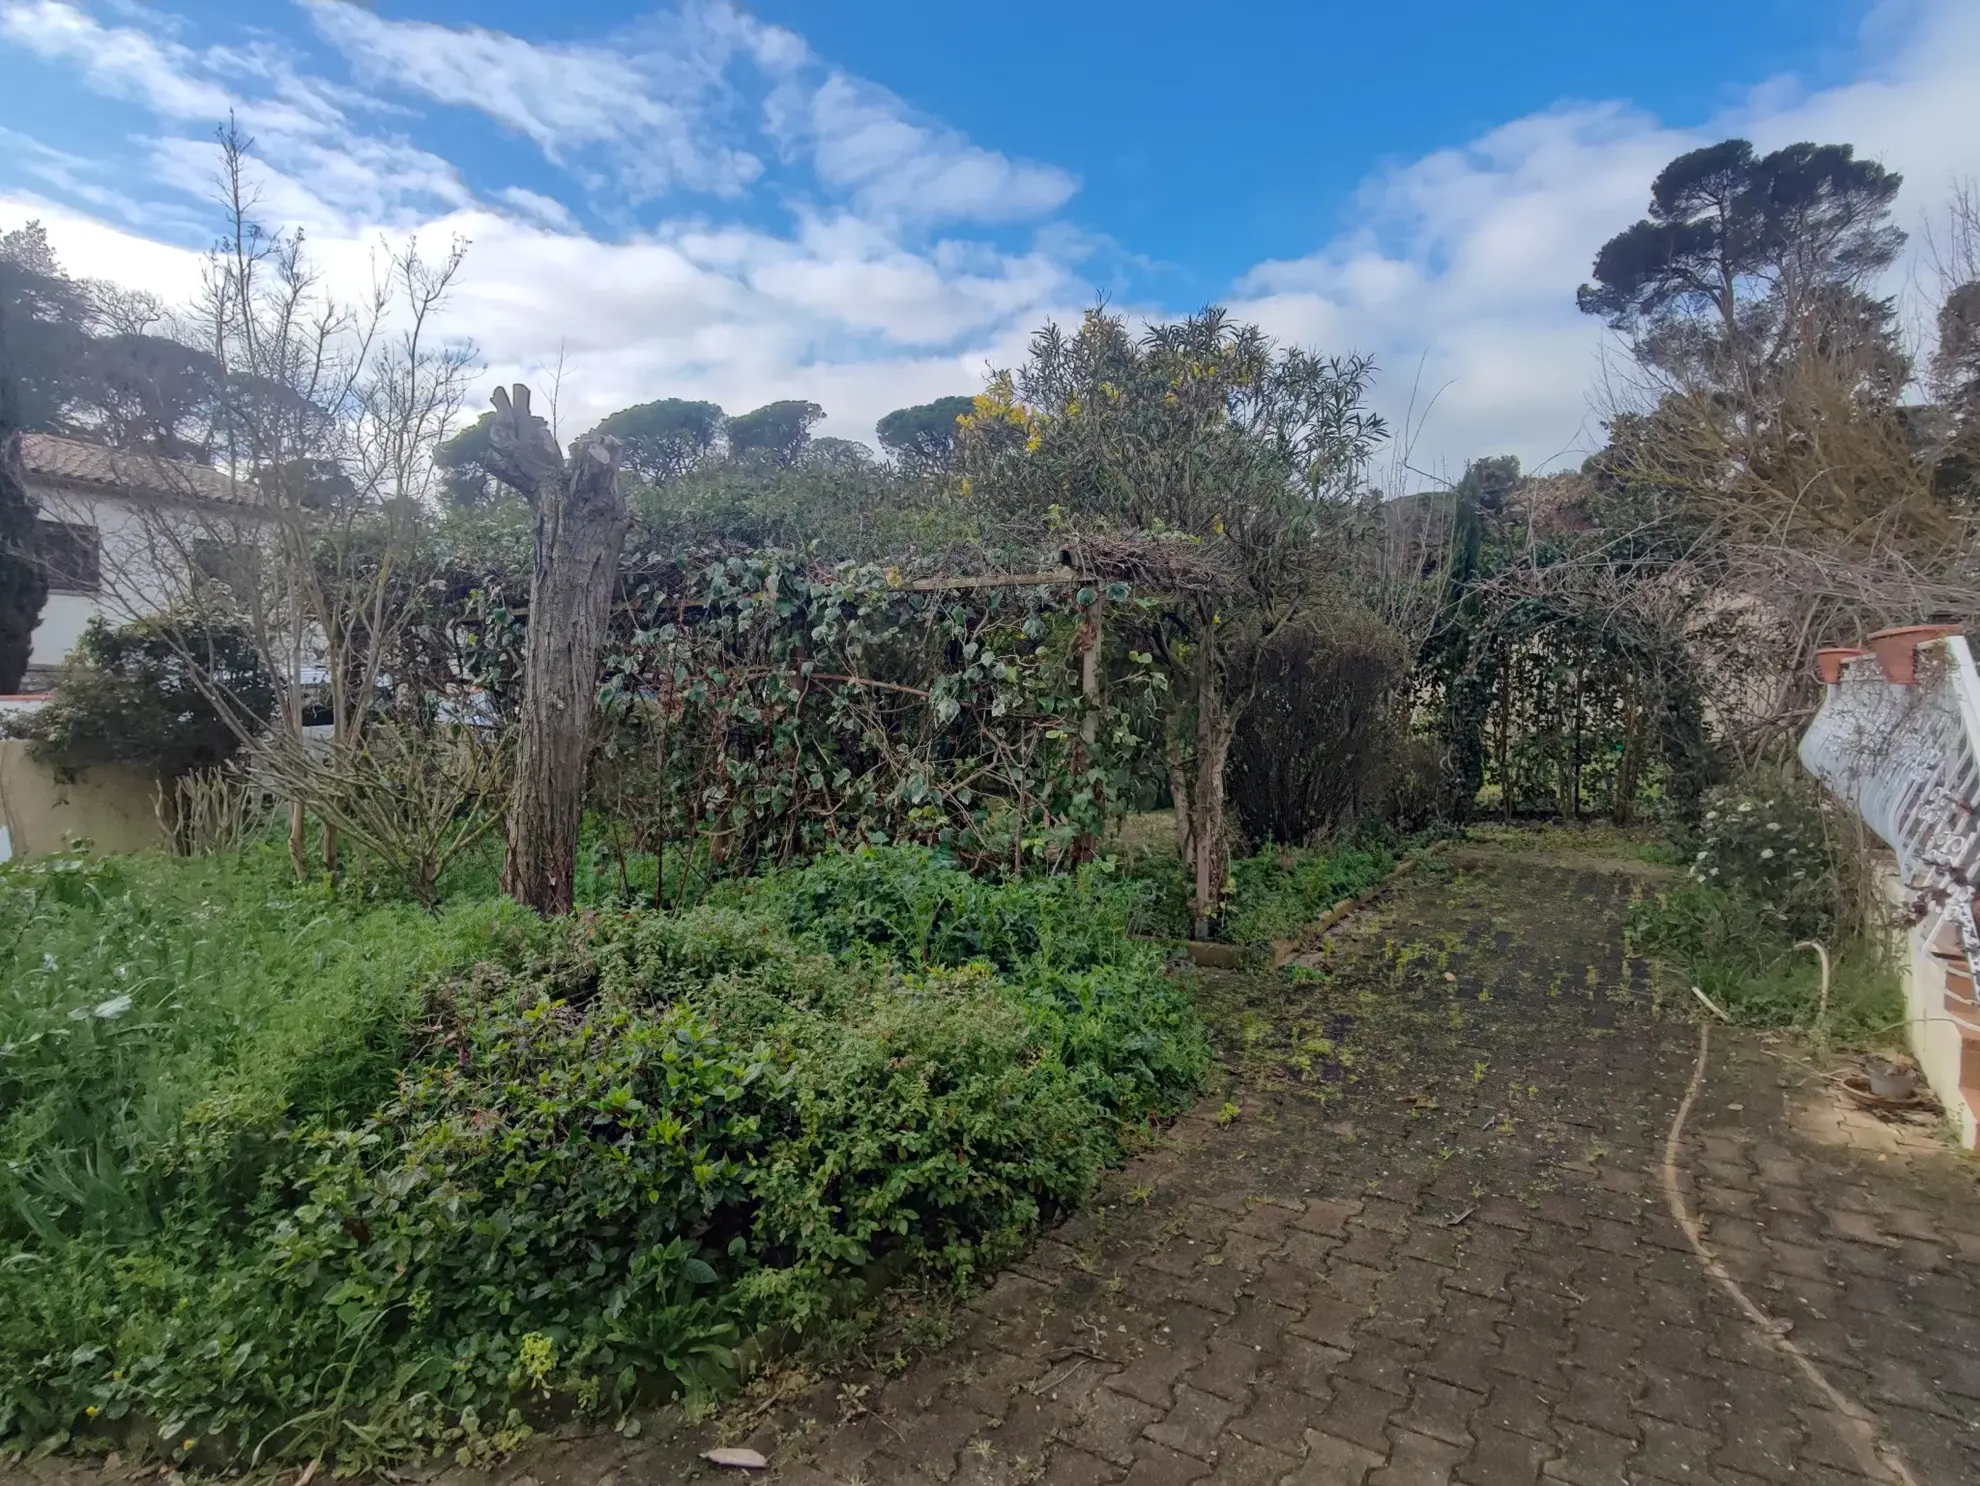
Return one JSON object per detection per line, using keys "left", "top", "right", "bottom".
{"left": 85, "top": 120, "right": 475, "bottom": 876}
{"left": 480, "top": 383, "right": 629, "bottom": 914}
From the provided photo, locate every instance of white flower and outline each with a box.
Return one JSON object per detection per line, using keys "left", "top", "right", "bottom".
{"left": 1695, "top": 851, "right": 1708, "bottom": 861}
{"left": 1708, "top": 868, "right": 1719, "bottom": 876}
{"left": 1765, "top": 821, "right": 1780, "bottom": 831}
{"left": 1759, "top": 848, "right": 1776, "bottom": 860}
{"left": 1705, "top": 810, "right": 1719, "bottom": 821}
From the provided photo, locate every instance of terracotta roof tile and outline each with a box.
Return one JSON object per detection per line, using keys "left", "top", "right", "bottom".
{"left": 19, "top": 433, "right": 249, "bottom": 505}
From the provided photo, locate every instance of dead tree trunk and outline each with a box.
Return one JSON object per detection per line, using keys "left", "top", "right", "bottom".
{"left": 484, "top": 384, "right": 629, "bottom": 915}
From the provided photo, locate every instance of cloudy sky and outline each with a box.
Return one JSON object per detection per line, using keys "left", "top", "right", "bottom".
{"left": 1, "top": 0, "right": 1975, "bottom": 483}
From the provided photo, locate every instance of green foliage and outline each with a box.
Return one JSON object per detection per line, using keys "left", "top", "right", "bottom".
{"left": 1577, "top": 139, "right": 1904, "bottom": 371}
{"left": 2, "top": 220, "right": 224, "bottom": 464}
{"left": 0, "top": 845, "right": 1204, "bottom": 1468}
{"left": 1218, "top": 840, "right": 1396, "bottom": 946}
{"left": 0, "top": 432, "right": 44, "bottom": 694}
{"left": 433, "top": 410, "right": 501, "bottom": 509}
{"left": 7, "top": 612, "right": 275, "bottom": 781}
{"left": 586, "top": 550, "right": 1166, "bottom": 889}
{"left": 588, "top": 398, "right": 726, "bottom": 484}
{"left": 1684, "top": 769, "right": 1840, "bottom": 940}
{"left": 1631, "top": 879, "right": 1899, "bottom": 1043}
{"left": 875, "top": 396, "right": 974, "bottom": 473}
{"left": 1634, "top": 766, "right": 1892, "bottom": 1041}
{"left": 725, "top": 400, "right": 823, "bottom": 468}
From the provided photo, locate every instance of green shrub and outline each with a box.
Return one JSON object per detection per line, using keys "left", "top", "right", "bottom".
{"left": 1219, "top": 840, "right": 1396, "bottom": 945}
{"left": 0, "top": 846, "right": 1206, "bottom": 1469}
{"left": 1630, "top": 878, "right": 1900, "bottom": 1042}
{"left": 6, "top": 613, "right": 275, "bottom": 783}
{"left": 1684, "top": 768, "right": 1840, "bottom": 940}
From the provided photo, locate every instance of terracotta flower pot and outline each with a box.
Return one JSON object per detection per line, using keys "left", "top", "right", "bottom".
{"left": 1866, "top": 624, "right": 1961, "bottom": 685}
{"left": 1813, "top": 646, "right": 1867, "bottom": 685}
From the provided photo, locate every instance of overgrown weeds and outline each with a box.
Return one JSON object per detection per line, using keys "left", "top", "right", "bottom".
{"left": 0, "top": 844, "right": 1205, "bottom": 1470}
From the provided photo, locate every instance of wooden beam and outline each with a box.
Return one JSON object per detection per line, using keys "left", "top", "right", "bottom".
{"left": 904, "top": 566, "right": 1080, "bottom": 592}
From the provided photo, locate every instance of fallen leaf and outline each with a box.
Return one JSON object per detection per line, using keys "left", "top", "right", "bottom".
{"left": 704, "top": 1447, "right": 769, "bottom": 1470}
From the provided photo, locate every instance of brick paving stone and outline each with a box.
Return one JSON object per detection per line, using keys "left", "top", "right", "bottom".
{"left": 1276, "top": 1336, "right": 1352, "bottom": 1398}
{"left": 1037, "top": 1446, "right": 1130, "bottom": 1485}
{"left": 1230, "top": 1385, "right": 1325, "bottom": 1455}
{"left": 1285, "top": 1430, "right": 1385, "bottom": 1485}
{"left": 1290, "top": 1294, "right": 1370, "bottom": 1349}
{"left": 1392, "top": 1377, "right": 1483, "bottom": 1447}
{"left": 1540, "top": 1420, "right": 1637, "bottom": 1485}
{"left": 1456, "top": 1424, "right": 1551, "bottom": 1486}
{"left": 994, "top": 1394, "right": 1077, "bottom": 1460}
{"left": 1367, "top": 1428, "right": 1466, "bottom": 1486}
{"left": 1073, "top": 1387, "right": 1169, "bottom": 1465}
{"left": 1296, "top": 1200, "right": 1363, "bottom": 1238}
{"left": 1630, "top": 1414, "right": 1721, "bottom": 1482}
{"left": 1337, "top": 1334, "right": 1425, "bottom": 1396}
{"left": 1201, "top": 1436, "right": 1301, "bottom": 1486}
{"left": 1145, "top": 1383, "right": 1244, "bottom": 1460}
{"left": 1186, "top": 1340, "right": 1272, "bottom": 1402}
{"left": 1475, "top": 1375, "right": 1558, "bottom": 1443}
{"left": 416, "top": 849, "right": 1980, "bottom": 1486}
{"left": 1319, "top": 1379, "right": 1408, "bottom": 1455}
{"left": 1121, "top": 1439, "right": 1215, "bottom": 1485}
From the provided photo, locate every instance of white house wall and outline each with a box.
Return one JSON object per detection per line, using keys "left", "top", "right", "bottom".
{"left": 26, "top": 481, "right": 264, "bottom": 671}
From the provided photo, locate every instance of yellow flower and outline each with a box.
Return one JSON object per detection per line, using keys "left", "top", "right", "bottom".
{"left": 181, "top": 1439, "right": 196, "bottom": 1452}
{"left": 84, "top": 1405, "right": 99, "bottom": 1418}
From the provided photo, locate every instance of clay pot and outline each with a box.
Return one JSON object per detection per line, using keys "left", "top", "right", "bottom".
{"left": 1866, "top": 624, "right": 1961, "bottom": 685}
{"left": 1813, "top": 647, "right": 1867, "bottom": 685}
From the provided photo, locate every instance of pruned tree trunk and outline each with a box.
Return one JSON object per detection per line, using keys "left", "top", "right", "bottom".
{"left": 1186, "top": 609, "right": 1236, "bottom": 939}
{"left": 1190, "top": 708, "right": 1237, "bottom": 940}
{"left": 485, "top": 384, "right": 628, "bottom": 915}
{"left": 1166, "top": 716, "right": 1194, "bottom": 869}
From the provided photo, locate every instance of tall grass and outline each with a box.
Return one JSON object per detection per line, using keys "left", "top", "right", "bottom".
{"left": 0, "top": 842, "right": 1206, "bottom": 1467}
{"left": 1630, "top": 878, "right": 1902, "bottom": 1044}
{"left": 0, "top": 845, "right": 549, "bottom": 1243}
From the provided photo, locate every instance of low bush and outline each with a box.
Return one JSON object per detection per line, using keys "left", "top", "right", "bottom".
{"left": 1218, "top": 839, "right": 1396, "bottom": 946}
{"left": 1683, "top": 767, "right": 1842, "bottom": 940}
{"left": 1629, "top": 877, "right": 1900, "bottom": 1042}
{"left": 0, "top": 845, "right": 1206, "bottom": 1469}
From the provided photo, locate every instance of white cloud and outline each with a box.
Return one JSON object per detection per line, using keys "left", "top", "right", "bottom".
{"left": 299, "top": 0, "right": 1073, "bottom": 226}
{"left": 3, "top": 0, "right": 1977, "bottom": 471}
{"left": 799, "top": 73, "right": 1078, "bottom": 225}
{"left": 1231, "top": 0, "right": 1980, "bottom": 483}
{"left": 300, "top": 0, "right": 766, "bottom": 199}
{"left": 0, "top": 0, "right": 232, "bottom": 119}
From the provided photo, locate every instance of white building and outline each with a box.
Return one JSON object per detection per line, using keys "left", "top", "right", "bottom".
{"left": 18, "top": 434, "right": 259, "bottom": 689}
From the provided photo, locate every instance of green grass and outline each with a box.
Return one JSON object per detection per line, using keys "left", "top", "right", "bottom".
{"left": 1217, "top": 840, "right": 1397, "bottom": 946}
{"left": 0, "top": 842, "right": 1206, "bottom": 1470}
{"left": 1107, "top": 816, "right": 1400, "bottom": 945}
{"left": 1629, "top": 877, "right": 1902, "bottom": 1044}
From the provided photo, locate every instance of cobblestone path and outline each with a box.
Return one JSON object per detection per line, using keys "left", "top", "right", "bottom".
{"left": 598, "top": 844, "right": 1980, "bottom": 1486}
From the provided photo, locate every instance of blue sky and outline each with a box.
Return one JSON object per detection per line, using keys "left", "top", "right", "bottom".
{"left": 1, "top": 0, "right": 1975, "bottom": 480}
